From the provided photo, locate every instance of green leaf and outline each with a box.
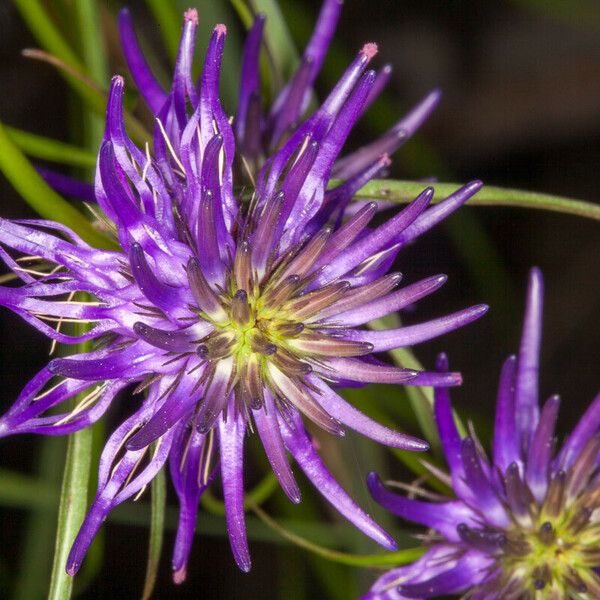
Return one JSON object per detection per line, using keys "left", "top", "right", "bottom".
{"left": 12, "top": 0, "right": 84, "bottom": 71}
{"left": 47, "top": 427, "right": 93, "bottom": 600}
{"left": 4, "top": 127, "right": 96, "bottom": 168}
{"left": 0, "top": 466, "right": 420, "bottom": 555}
{"left": 145, "top": 0, "right": 182, "bottom": 62}
{"left": 13, "top": 1, "right": 149, "bottom": 147}
{"left": 142, "top": 468, "right": 166, "bottom": 600}
{"left": 0, "top": 121, "right": 115, "bottom": 249}
{"left": 249, "top": 0, "right": 300, "bottom": 94}
{"left": 75, "top": 0, "right": 109, "bottom": 156}
{"left": 355, "top": 179, "right": 600, "bottom": 221}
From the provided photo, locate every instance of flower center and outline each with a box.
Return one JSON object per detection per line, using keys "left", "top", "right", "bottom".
{"left": 182, "top": 234, "right": 373, "bottom": 423}
{"left": 483, "top": 479, "right": 600, "bottom": 595}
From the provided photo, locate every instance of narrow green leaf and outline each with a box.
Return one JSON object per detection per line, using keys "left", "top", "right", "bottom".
{"left": 4, "top": 127, "right": 96, "bottom": 168}
{"left": 75, "top": 0, "right": 109, "bottom": 155}
{"left": 13, "top": 0, "right": 150, "bottom": 146}
{"left": 47, "top": 427, "right": 93, "bottom": 600}
{"left": 0, "top": 121, "right": 114, "bottom": 248}
{"left": 355, "top": 179, "right": 600, "bottom": 221}
{"left": 0, "top": 468, "right": 58, "bottom": 510}
{"left": 230, "top": 0, "right": 254, "bottom": 28}
{"left": 12, "top": 0, "right": 84, "bottom": 70}
{"left": 142, "top": 468, "right": 166, "bottom": 600}
{"left": 249, "top": 0, "right": 299, "bottom": 95}
{"left": 145, "top": 0, "right": 182, "bottom": 62}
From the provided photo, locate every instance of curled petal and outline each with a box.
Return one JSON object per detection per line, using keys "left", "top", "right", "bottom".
{"left": 280, "top": 410, "right": 397, "bottom": 550}
{"left": 308, "top": 375, "right": 428, "bottom": 450}
{"left": 218, "top": 407, "right": 250, "bottom": 572}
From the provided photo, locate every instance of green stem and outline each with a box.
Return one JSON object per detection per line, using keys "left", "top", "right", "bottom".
{"left": 0, "top": 120, "right": 114, "bottom": 248}
{"left": 142, "top": 468, "right": 166, "bottom": 600}
{"left": 145, "top": 0, "right": 182, "bottom": 62}
{"left": 355, "top": 179, "right": 600, "bottom": 221}
{"left": 47, "top": 428, "right": 93, "bottom": 600}
{"left": 4, "top": 127, "right": 96, "bottom": 168}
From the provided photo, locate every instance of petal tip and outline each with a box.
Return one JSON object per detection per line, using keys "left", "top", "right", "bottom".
{"left": 184, "top": 8, "right": 198, "bottom": 25}
{"left": 361, "top": 43, "right": 378, "bottom": 60}
{"left": 173, "top": 565, "right": 187, "bottom": 584}
{"left": 111, "top": 74, "right": 125, "bottom": 88}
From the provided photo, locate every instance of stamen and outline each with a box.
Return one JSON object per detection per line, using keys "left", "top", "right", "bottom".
{"left": 231, "top": 289, "right": 251, "bottom": 325}
{"left": 233, "top": 240, "right": 253, "bottom": 292}
{"left": 285, "top": 281, "right": 350, "bottom": 319}
{"left": 186, "top": 257, "right": 227, "bottom": 321}
{"left": 155, "top": 117, "right": 185, "bottom": 172}
{"left": 262, "top": 275, "right": 301, "bottom": 309}
{"left": 278, "top": 227, "right": 331, "bottom": 281}
{"left": 289, "top": 333, "right": 373, "bottom": 357}
{"left": 247, "top": 330, "right": 277, "bottom": 356}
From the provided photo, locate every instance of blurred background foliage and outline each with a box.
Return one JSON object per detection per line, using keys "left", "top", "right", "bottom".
{"left": 0, "top": 0, "right": 598, "bottom": 598}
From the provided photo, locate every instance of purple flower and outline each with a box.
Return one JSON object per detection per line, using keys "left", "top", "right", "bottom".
{"left": 365, "top": 267, "right": 600, "bottom": 598}
{"left": 0, "top": 2, "right": 486, "bottom": 582}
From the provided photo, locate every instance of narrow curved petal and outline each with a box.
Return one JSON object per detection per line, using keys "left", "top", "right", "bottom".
{"left": 308, "top": 375, "right": 428, "bottom": 450}
{"left": 218, "top": 407, "right": 251, "bottom": 572}
{"left": 253, "top": 389, "right": 301, "bottom": 503}
{"left": 492, "top": 355, "right": 519, "bottom": 473}
{"left": 367, "top": 473, "right": 477, "bottom": 541}
{"left": 343, "top": 304, "right": 488, "bottom": 351}
{"left": 280, "top": 411, "right": 397, "bottom": 550}
{"left": 118, "top": 8, "right": 167, "bottom": 113}
{"left": 514, "top": 267, "right": 544, "bottom": 450}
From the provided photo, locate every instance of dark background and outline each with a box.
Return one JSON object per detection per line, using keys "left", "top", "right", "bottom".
{"left": 0, "top": 0, "right": 598, "bottom": 597}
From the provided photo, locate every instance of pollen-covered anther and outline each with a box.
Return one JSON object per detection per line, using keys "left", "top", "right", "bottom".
{"left": 289, "top": 333, "right": 373, "bottom": 357}
{"left": 262, "top": 275, "right": 301, "bottom": 309}
{"left": 285, "top": 281, "right": 350, "bottom": 320}
{"left": 186, "top": 257, "right": 227, "bottom": 321}
{"left": 233, "top": 241, "right": 252, "bottom": 293}
{"left": 231, "top": 289, "right": 252, "bottom": 325}
{"left": 270, "top": 348, "right": 312, "bottom": 376}
{"left": 248, "top": 330, "right": 277, "bottom": 356}
{"left": 199, "top": 330, "right": 237, "bottom": 361}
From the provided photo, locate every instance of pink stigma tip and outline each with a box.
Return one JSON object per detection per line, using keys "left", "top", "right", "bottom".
{"left": 214, "top": 23, "right": 227, "bottom": 36}
{"left": 184, "top": 9, "right": 198, "bottom": 25}
{"left": 112, "top": 74, "right": 125, "bottom": 86}
{"left": 173, "top": 566, "right": 187, "bottom": 584}
{"left": 361, "top": 43, "right": 378, "bottom": 60}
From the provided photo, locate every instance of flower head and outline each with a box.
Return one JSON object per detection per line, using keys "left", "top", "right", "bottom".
{"left": 366, "top": 267, "right": 600, "bottom": 598}
{"left": 0, "top": 2, "right": 486, "bottom": 581}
